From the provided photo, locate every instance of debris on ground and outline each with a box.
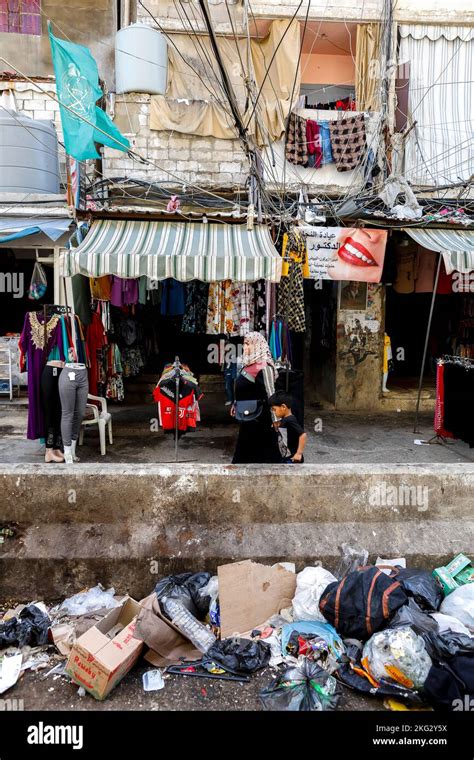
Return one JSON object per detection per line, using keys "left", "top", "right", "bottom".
{"left": 142, "top": 669, "right": 165, "bottom": 691}
{"left": 1, "top": 553, "right": 473, "bottom": 710}
{"left": 0, "top": 604, "right": 50, "bottom": 648}
{"left": 0, "top": 650, "right": 22, "bottom": 693}
{"left": 260, "top": 658, "right": 342, "bottom": 711}
{"left": 52, "top": 584, "right": 121, "bottom": 618}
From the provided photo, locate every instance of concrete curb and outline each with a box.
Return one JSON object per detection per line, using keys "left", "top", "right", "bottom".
{"left": 1, "top": 463, "right": 473, "bottom": 599}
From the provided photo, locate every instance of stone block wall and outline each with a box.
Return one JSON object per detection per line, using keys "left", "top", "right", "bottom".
{"left": 104, "top": 93, "right": 250, "bottom": 189}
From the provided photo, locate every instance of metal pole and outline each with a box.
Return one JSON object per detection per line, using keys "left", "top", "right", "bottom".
{"left": 413, "top": 252, "right": 442, "bottom": 433}
{"left": 174, "top": 356, "right": 180, "bottom": 462}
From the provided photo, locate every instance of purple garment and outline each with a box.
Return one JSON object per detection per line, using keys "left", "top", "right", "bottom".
{"left": 19, "top": 312, "right": 64, "bottom": 440}
{"left": 110, "top": 277, "right": 139, "bottom": 307}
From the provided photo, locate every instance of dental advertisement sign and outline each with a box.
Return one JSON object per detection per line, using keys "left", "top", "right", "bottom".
{"left": 306, "top": 227, "right": 388, "bottom": 283}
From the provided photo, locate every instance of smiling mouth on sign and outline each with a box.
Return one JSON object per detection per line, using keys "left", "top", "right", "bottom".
{"left": 338, "top": 237, "right": 377, "bottom": 267}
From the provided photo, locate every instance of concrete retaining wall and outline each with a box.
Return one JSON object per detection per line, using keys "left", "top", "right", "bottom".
{"left": 1, "top": 463, "right": 473, "bottom": 600}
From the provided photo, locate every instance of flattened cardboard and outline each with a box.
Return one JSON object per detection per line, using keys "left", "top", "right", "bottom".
{"left": 65, "top": 597, "right": 143, "bottom": 700}
{"left": 218, "top": 560, "right": 296, "bottom": 638}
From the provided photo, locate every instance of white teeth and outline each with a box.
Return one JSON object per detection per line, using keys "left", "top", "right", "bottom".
{"left": 344, "top": 242, "right": 372, "bottom": 263}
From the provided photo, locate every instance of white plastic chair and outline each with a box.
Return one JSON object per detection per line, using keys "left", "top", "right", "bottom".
{"left": 78, "top": 394, "right": 113, "bottom": 456}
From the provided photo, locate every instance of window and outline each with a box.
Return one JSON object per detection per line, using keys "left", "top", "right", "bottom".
{"left": 0, "top": 0, "right": 41, "bottom": 35}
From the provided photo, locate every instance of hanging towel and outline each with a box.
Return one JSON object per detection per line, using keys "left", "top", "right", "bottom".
{"left": 329, "top": 114, "right": 366, "bottom": 172}
{"left": 306, "top": 120, "right": 322, "bottom": 168}
{"left": 286, "top": 113, "right": 308, "bottom": 166}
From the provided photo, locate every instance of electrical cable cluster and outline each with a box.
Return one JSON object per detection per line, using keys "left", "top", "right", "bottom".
{"left": 0, "top": 0, "right": 472, "bottom": 230}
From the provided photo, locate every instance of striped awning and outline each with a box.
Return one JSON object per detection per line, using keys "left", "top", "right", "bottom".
{"left": 60, "top": 220, "right": 282, "bottom": 282}
{"left": 406, "top": 229, "right": 474, "bottom": 273}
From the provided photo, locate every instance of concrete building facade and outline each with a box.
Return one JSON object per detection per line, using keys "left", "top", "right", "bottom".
{"left": 1, "top": 0, "right": 472, "bottom": 412}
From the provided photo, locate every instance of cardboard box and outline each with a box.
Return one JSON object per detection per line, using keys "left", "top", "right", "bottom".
{"left": 65, "top": 597, "right": 143, "bottom": 700}
{"left": 218, "top": 560, "right": 296, "bottom": 638}
{"left": 433, "top": 553, "right": 473, "bottom": 596}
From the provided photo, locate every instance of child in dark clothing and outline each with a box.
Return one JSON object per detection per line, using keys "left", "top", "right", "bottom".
{"left": 268, "top": 391, "right": 307, "bottom": 463}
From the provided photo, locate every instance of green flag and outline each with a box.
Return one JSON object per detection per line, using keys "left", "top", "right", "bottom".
{"left": 48, "top": 24, "right": 130, "bottom": 160}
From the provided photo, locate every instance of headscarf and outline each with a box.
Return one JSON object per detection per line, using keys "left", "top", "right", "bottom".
{"left": 242, "top": 331, "right": 277, "bottom": 379}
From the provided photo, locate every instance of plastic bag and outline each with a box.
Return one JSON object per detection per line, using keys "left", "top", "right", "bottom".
{"left": 281, "top": 621, "right": 345, "bottom": 672}
{"left": 199, "top": 575, "right": 219, "bottom": 628}
{"left": 57, "top": 585, "right": 120, "bottom": 616}
{"left": 396, "top": 568, "right": 443, "bottom": 611}
{"left": 390, "top": 599, "right": 439, "bottom": 636}
{"left": 335, "top": 543, "right": 369, "bottom": 579}
{"left": 28, "top": 262, "right": 47, "bottom": 300}
{"left": 0, "top": 605, "right": 50, "bottom": 649}
{"left": 440, "top": 584, "right": 474, "bottom": 631}
{"left": 292, "top": 566, "right": 337, "bottom": 621}
{"left": 155, "top": 572, "right": 211, "bottom": 621}
{"left": 206, "top": 638, "right": 270, "bottom": 674}
{"left": 362, "top": 627, "right": 432, "bottom": 691}
{"left": 431, "top": 612, "right": 472, "bottom": 638}
{"left": 260, "top": 658, "right": 341, "bottom": 711}
{"left": 422, "top": 630, "right": 474, "bottom": 661}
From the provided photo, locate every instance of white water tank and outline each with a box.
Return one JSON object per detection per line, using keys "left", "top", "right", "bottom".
{"left": 0, "top": 110, "right": 60, "bottom": 194}
{"left": 115, "top": 23, "right": 168, "bottom": 95}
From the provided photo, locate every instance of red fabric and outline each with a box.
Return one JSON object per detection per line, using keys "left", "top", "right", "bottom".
{"left": 434, "top": 362, "right": 455, "bottom": 438}
{"left": 436, "top": 259, "right": 455, "bottom": 295}
{"left": 86, "top": 312, "right": 107, "bottom": 396}
{"left": 306, "top": 120, "right": 323, "bottom": 167}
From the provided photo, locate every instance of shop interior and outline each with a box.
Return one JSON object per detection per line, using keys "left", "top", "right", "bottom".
{"left": 0, "top": 246, "right": 55, "bottom": 335}
{"left": 384, "top": 232, "right": 473, "bottom": 397}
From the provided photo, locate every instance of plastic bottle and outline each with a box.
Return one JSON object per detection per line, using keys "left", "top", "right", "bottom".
{"left": 161, "top": 597, "right": 216, "bottom": 653}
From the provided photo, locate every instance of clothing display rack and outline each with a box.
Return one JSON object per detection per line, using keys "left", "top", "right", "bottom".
{"left": 156, "top": 355, "right": 198, "bottom": 463}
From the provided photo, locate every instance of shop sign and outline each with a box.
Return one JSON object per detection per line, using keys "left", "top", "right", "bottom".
{"left": 307, "top": 227, "right": 388, "bottom": 282}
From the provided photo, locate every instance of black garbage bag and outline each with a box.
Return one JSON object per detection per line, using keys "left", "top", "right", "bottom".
{"left": 390, "top": 599, "right": 439, "bottom": 636}
{"left": 260, "top": 659, "right": 341, "bottom": 711}
{"left": 422, "top": 631, "right": 474, "bottom": 661}
{"left": 0, "top": 605, "right": 50, "bottom": 649}
{"left": 336, "top": 661, "right": 424, "bottom": 705}
{"left": 396, "top": 568, "right": 443, "bottom": 611}
{"left": 154, "top": 572, "right": 211, "bottom": 621}
{"left": 422, "top": 655, "right": 474, "bottom": 710}
{"left": 206, "top": 638, "right": 270, "bottom": 674}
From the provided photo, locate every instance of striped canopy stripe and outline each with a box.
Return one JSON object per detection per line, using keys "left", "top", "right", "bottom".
{"left": 60, "top": 220, "right": 282, "bottom": 283}
{"left": 406, "top": 229, "right": 474, "bottom": 273}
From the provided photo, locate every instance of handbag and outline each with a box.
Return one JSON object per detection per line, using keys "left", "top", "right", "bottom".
{"left": 234, "top": 399, "right": 263, "bottom": 422}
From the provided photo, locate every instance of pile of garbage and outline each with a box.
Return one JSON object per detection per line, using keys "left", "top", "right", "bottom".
{"left": 1, "top": 548, "right": 473, "bottom": 710}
